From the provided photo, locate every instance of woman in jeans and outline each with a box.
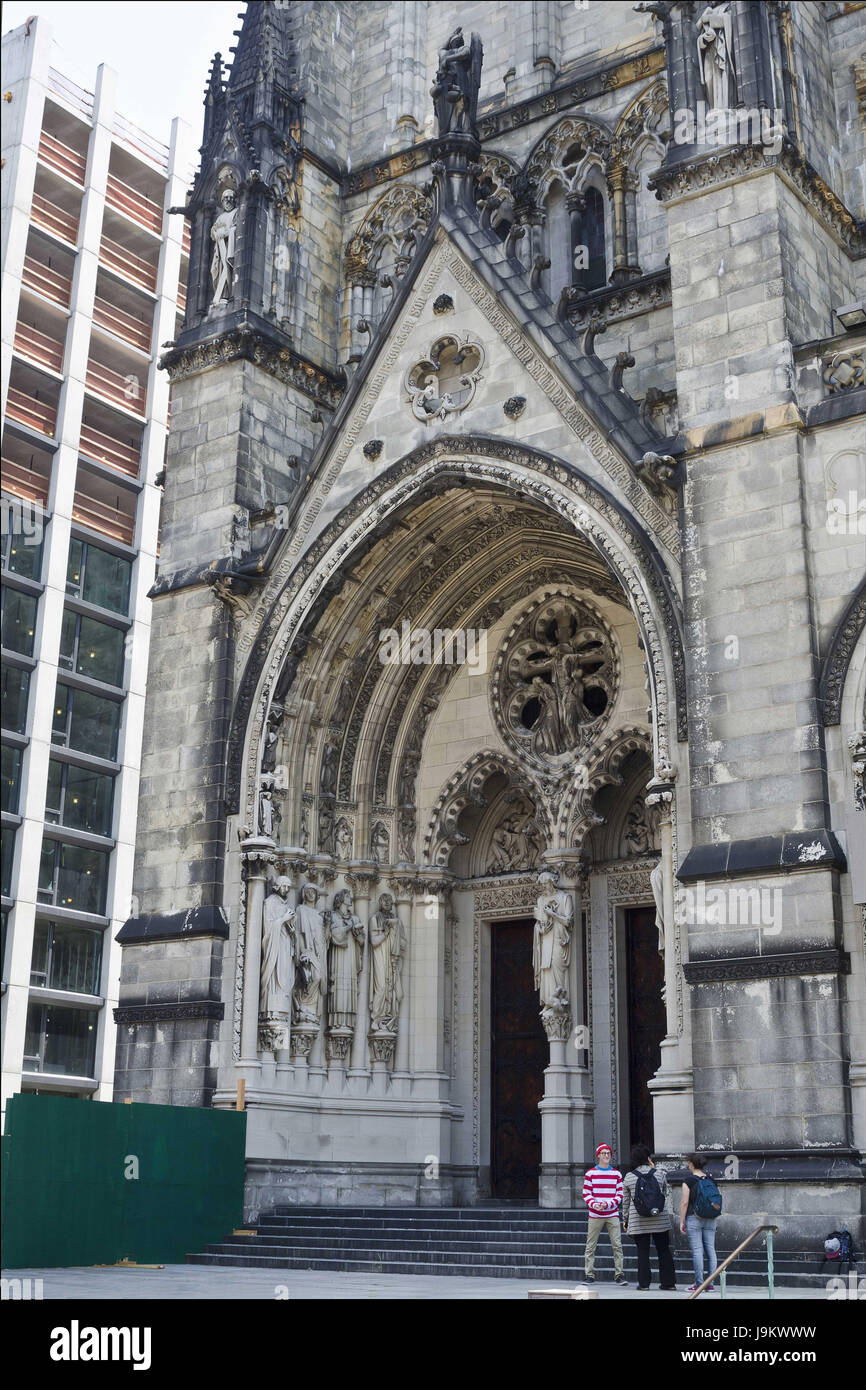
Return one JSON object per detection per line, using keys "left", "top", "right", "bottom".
{"left": 679, "top": 1153, "right": 719, "bottom": 1292}
{"left": 621, "top": 1143, "right": 677, "bottom": 1291}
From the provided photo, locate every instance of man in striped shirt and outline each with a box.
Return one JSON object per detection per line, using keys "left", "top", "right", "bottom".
{"left": 582, "top": 1143, "right": 627, "bottom": 1284}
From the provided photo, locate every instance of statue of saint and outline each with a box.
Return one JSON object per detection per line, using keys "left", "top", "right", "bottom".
{"left": 260, "top": 876, "right": 295, "bottom": 1017}
{"left": 369, "top": 892, "right": 407, "bottom": 1033}
{"left": 291, "top": 882, "right": 328, "bottom": 1027}
{"left": 335, "top": 818, "right": 353, "bottom": 862}
{"left": 327, "top": 888, "right": 365, "bottom": 1031}
{"left": 430, "top": 27, "right": 483, "bottom": 138}
{"left": 210, "top": 187, "right": 237, "bottom": 305}
{"left": 532, "top": 869, "right": 573, "bottom": 1012}
{"left": 697, "top": 3, "right": 736, "bottom": 110}
{"left": 371, "top": 821, "right": 390, "bottom": 865}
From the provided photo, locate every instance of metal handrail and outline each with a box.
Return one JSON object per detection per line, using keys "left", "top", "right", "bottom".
{"left": 687, "top": 1223, "right": 779, "bottom": 1300}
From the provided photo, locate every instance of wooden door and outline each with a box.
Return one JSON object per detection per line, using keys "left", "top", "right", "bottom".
{"left": 625, "top": 905, "right": 666, "bottom": 1152}
{"left": 490, "top": 919, "right": 547, "bottom": 1199}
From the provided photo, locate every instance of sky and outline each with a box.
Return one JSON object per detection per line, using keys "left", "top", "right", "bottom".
{"left": 3, "top": 1, "right": 245, "bottom": 144}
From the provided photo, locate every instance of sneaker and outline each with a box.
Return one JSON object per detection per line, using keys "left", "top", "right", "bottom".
{"left": 614, "top": 1275, "right": 628, "bottom": 1285}
{"left": 706, "top": 1284, "right": 717, "bottom": 1292}
{"left": 584, "top": 1275, "right": 595, "bottom": 1284}
{"left": 661, "top": 1286, "right": 678, "bottom": 1292}
{"left": 686, "top": 1283, "right": 701, "bottom": 1292}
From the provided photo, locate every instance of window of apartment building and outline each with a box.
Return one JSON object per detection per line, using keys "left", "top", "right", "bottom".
{"left": 23, "top": 1001, "right": 98, "bottom": 1077}
{"left": 1, "top": 743, "right": 22, "bottom": 814}
{"left": 1, "top": 827, "right": 14, "bottom": 897}
{"left": 51, "top": 683, "right": 121, "bottom": 760}
{"left": 66, "top": 539, "right": 131, "bottom": 615}
{"left": 30, "top": 919, "right": 103, "bottom": 995}
{"left": 1, "top": 663, "right": 31, "bottom": 734}
{"left": 45, "top": 758, "right": 114, "bottom": 837}
{"left": 1, "top": 586, "right": 38, "bottom": 656}
{"left": 58, "top": 609, "right": 125, "bottom": 687}
{"left": 37, "top": 839, "right": 109, "bottom": 915}
{"left": 1, "top": 519, "right": 43, "bottom": 581}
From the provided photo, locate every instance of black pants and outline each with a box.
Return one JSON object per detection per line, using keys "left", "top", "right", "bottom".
{"left": 632, "top": 1230, "right": 676, "bottom": 1289}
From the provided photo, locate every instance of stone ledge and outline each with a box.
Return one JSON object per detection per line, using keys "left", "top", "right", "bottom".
{"left": 113, "top": 1000, "right": 225, "bottom": 1023}
{"left": 116, "top": 907, "right": 230, "bottom": 942}
{"left": 677, "top": 831, "right": 847, "bottom": 881}
{"left": 683, "top": 949, "right": 851, "bottom": 984}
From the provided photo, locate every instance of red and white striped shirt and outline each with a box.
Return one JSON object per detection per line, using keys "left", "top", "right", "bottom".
{"left": 582, "top": 1165, "right": 623, "bottom": 1218}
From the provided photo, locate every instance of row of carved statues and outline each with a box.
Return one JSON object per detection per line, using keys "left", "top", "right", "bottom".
{"left": 260, "top": 881, "right": 407, "bottom": 1042}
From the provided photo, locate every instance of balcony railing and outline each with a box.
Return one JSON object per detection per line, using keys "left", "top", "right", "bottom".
{"left": 72, "top": 489, "right": 135, "bottom": 545}
{"left": 48, "top": 67, "right": 94, "bottom": 120}
{"left": 22, "top": 254, "right": 73, "bottom": 309}
{"left": 78, "top": 421, "right": 140, "bottom": 478}
{"left": 13, "top": 322, "right": 65, "bottom": 373}
{"left": 92, "top": 294, "right": 152, "bottom": 351}
{"left": 6, "top": 387, "right": 58, "bottom": 438}
{"left": 0, "top": 457, "right": 51, "bottom": 507}
{"left": 182, "top": 222, "right": 191, "bottom": 257}
{"left": 112, "top": 112, "right": 169, "bottom": 172}
{"left": 85, "top": 357, "right": 146, "bottom": 416}
{"left": 99, "top": 233, "right": 157, "bottom": 292}
{"left": 106, "top": 173, "right": 163, "bottom": 235}
{"left": 31, "top": 192, "right": 79, "bottom": 246}
{"left": 38, "top": 131, "right": 87, "bottom": 185}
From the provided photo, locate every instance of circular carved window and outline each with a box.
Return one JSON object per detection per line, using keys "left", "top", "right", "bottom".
{"left": 491, "top": 593, "right": 619, "bottom": 773}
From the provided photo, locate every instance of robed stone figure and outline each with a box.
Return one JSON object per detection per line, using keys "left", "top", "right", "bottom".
{"left": 369, "top": 892, "right": 407, "bottom": 1033}
{"left": 292, "top": 882, "right": 329, "bottom": 1027}
{"left": 532, "top": 870, "right": 573, "bottom": 1012}
{"left": 431, "top": 27, "right": 483, "bottom": 138}
{"left": 210, "top": 187, "right": 237, "bottom": 305}
{"left": 697, "top": 2, "right": 736, "bottom": 110}
{"left": 260, "top": 876, "right": 295, "bottom": 1017}
{"left": 327, "top": 888, "right": 365, "bottom": 1031}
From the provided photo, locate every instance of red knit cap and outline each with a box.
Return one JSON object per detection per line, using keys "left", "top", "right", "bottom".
{"left": 596, "top": 1143, "right": 612, "bottom": 1157}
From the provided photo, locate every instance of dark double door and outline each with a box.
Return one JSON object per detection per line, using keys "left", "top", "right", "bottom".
{"left": 624, "top": 905, "right": 667, "bottom": 1152}
{"left": 490, "top": 919, "right": 547, "bottom": 1199}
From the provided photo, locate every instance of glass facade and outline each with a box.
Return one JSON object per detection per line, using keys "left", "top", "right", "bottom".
{"left": 30, "top": 919, "right": 103, "bottom": 994}
{"left": 66, "top": 539, "right": 132, "bottom": 615}
{"left": 51, "top": 682, "right": 122, "bottom": 760}
{"left": 1, "top": 662, "right": 31, "bottom": 733}
{"left": 59, "top": 609, "right": 126, "bottom": 686}
{"left": 1, "top": 515, "right": 43, "bottom": 580}
{"left": 1, "top": 586, "right": 38, "bottom": 656}
{"left": 37, "top": 839, "right": 109, "bottom": 915}
{"left": 1, "top": 826, "right": 13, "bottom": 896}
{"left": 45, "top": 758, "right": 114, "bottom": 837}
{"left": 1, "top": 742, "right": 22, "bottom": 814}
{"left": 23, "top": 1001, "right": 98, "bottom": 1076}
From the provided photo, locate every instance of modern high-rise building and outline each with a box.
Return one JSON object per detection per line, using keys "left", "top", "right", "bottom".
{"left": 0, "top": 15, "right": 191, "bottom": 1113}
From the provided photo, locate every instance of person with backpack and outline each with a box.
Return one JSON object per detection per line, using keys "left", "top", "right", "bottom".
{"left": 582, "top": 1143, "right": 627, "bottom": 1284}
{"left": 679, "top": 1153, "right": 723, "bottom": 1292}
{"left": 621, "top": 1142, "right": 678, "bottom": 1291}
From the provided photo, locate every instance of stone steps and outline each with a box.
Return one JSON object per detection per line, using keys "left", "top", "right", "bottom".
{"left": 188, "top": 1206, "right": 827, "bottom": 1286}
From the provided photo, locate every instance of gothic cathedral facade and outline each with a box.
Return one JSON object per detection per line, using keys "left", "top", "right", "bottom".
{"left": 114, "top": 1, "right": 866, "bottom": 1247}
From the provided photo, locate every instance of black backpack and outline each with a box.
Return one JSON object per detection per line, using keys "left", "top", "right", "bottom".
{"left": 823, "top": 1229, "right": 856, "bottom": 1264}
{"left": 693, "top": 1175, "right": 723, "bottom": 1219}
{"left": 633, "top": 1169, "right": 665, "bottom": 1217}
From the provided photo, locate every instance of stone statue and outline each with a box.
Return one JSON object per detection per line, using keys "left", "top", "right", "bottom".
{"left": 650, "top": 858, "right": 665, "bottom": 957}
{"left": 258, "top": 775, "right": 279, "bottom": 839}
{"left": 291, "top": 882, "right": 329, "bottom": 1027}
{"left": 334, "top": 818, "right": 353, "bottom": 861}
{"left": 371, "top": 821, "right": 390, "bottom": 865}
{"left": 486, "top": 798, "right": 543, "bottom": 874}
{"left": 514, "top": 604, "right": 612, "bottom": 758}
{"left": 210, "top": 188, "right": 237, "bottom": 305}
{"left": 532, "top": 869, "right": 573, "bottom": 1013}
{"left": 320, "top": 741, "right": 339, "bottom": 796}
{"left": 327, "top": 887, "right": 365, "bottom": 1031}
{"left": 624, "top": 800, "right": 653, "bottom": 855}
{"left": 261, "top": 701, "right": 283, "bottom": 775}
{"left": 318, "top": 800, "right": 335, "bottom": 855}
{"left": 697, "top": 3, "right": 736, "bottom": 110}
{"left": 431, "top": 26, "right": 483, "bottom": 138}
{"left": 369, "top": 892, "right": 407, "bottom": 1033}
{"left": 260, "top": 876, "right": 295, "bottom": 1017}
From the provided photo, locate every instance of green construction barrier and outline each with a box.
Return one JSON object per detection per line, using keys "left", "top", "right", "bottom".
{"left": 1, "top": 1093, "right": 246, "bottom": 1268}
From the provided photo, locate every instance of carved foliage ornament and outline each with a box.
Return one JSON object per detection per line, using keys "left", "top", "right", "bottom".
{"left": 406, "top": 335, "right": 484, "bottom": 422}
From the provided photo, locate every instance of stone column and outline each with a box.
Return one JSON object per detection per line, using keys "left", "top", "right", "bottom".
{"left": 390, "top": 873, "right": 416, "bottom": 1096}
{"left": 238, "top": 835, "right": 276, "bottom": 1082}
{"left": 605, "top": 156, "right": 635, "bottom": 286}
{"left": 412, "top": 868, "right": 453, "bottom": 1102}
{"left": 346, "top": 862, "right": 377, "bottom": 1093}
{"left": 565, "top": 190, "right": 586, "bottom": 285}
{"left": 645, "top": 774, "right": 695, "bottom": 1152}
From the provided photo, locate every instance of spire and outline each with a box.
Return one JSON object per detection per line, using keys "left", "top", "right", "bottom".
{"left": 202, "top": 51, "right": 225, "bottom": 147}
{"left": 226, "top": 1, "right": 298, "bottom": 101}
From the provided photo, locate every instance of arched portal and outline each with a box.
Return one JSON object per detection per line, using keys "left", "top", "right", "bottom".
{"left": 226, "top": 443, "right": 693, "bottom": 1209}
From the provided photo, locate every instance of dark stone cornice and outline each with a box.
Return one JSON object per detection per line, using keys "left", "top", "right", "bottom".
{"left": 116, "top": 907, "right": 230, "bottom": 942}
{"left": 341, "top": 45, "right": 666, "bottom": 197}
{"left": 677, "top": 831, "right": 847, "bottom": 881}
{"left": 683, "top": 949, "right": 851, "bottom": 983}
{"left": 648, "top": 139, "right": 866, "bottom": 256}
{"left": 159, "top": 322, "right": 345, "bottom": 408}
{"left": 114, "top": 1001, "right": 225, "bottom": 1024}
{"left": 563, "top": 267, "right": 671, "bottom": 328}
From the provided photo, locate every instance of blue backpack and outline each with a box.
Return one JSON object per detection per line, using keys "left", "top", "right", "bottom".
{"left": 693, "top": 1175, "right": 723, "bottom": 1219}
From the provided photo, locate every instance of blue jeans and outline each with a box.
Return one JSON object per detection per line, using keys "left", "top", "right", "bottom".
{"left": 686, "top": 1212, "right": 719, "bottom": 1285}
